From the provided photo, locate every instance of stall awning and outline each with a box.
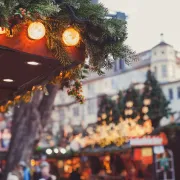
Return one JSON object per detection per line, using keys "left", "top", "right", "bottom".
{"left": 0, "top": 27, "right": 85, "bottom": 105}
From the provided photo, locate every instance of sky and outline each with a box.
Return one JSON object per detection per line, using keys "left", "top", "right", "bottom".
{"left": 100, "top": 0, "right": 180, "bottom": 53}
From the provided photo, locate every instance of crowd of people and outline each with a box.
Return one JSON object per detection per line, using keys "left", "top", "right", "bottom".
{"left": 7, "top": 161, "right": 56, "bottom": 180}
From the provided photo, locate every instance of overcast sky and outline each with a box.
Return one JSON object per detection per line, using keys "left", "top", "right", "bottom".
{"left": 100, "top": 0, "right": 180, "bottom": 53}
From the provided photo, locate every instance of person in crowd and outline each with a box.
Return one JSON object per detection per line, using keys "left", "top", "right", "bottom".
{"left": 137, "top": 167, "right": 144, "bottom": 180}
{"left": 33, "top": 165, "right": 41, "bottom": 180}
{"left": 7, "top": 164, "right": 24, "bottom": 180}
{"left": 33, "top": 161, "right": 56, "bottom": 180}
{"left": 19, "top": 161, "right": 31, "bottom": 180}
{"left": 98, "top": 166, "right": 106, "bottom": 179}
{"left": 69, "top": 168, "right": 81, "bottom": 180}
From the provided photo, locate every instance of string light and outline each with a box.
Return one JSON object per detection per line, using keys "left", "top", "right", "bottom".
{"left": 60, "top": 148, "right": 67, "bottom": 154}
{"left": 128, "top": 109, "right": 133, "bottom": 115}
{"left": 28, "top": 22, "right": 46, "bottom": 40}
{"left": 68, "top": 116, "right": 153, "bottom": 149}
{"left": 143, "top": 114, "right": 149, "bottom": 120}
{"left": 101, "top": 113, "right": 107, "bottom": 119}
{"left": 54, "top": 148, "right": 59, "bottom": 154}
{"left": 62, "top": 28, "right": 80, "bottom": 46}
{"left": 143, "top": 99, "right": 151, "bottom": 106}
{"left": 142, "top": 106, "right": 149, "bottom": 114}
{"left": 0, "top": 27, "right": 5, "bottom": 34}
{"left": 126, "top": 101, "right": 133, "bottom": 108}
{"left": 46, "top": 148, "right": 52, "bottom": 155}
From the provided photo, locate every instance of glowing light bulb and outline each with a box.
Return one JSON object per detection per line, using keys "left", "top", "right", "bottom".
{"left": 62, "top": 28, "right": 80, "bottom": 46}
{"left": 60, "top": 148, "right": 66, "bottom": 154}
{"left": 54, "top": 148, "right": 59, "bottom": 154}
{"left": 126, "top": 101, "right": 133, "bottom": 108}
{"left": 143, "top": 99, "right": 151, "bottom": 106}
{"left": 46, "top": 148, "right": 52, "bottom": 155}
{"left": 28, "top": 22, "right": 46, "bottom": 40}
{"left": 0, "top": 27, "right": 5, "bottom": 34}
{"left": 142, "top": 106, "right": 149, "bottom": 114}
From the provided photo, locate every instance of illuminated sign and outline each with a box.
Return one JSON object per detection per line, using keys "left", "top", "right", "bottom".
{"left": 130, "top": 134, "right": 167, "bottom": 147}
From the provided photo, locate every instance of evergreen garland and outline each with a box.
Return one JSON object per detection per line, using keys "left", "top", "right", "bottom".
{"left": 0, "top": 0, "right": 136, "bottom": 70}
{"left": 0, "top": 0, "right": 136, "bottom": 111}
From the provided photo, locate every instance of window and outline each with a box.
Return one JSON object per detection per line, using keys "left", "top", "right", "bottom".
{"left": 161, "top": 65, "right": 167, "bottom": 77}
{"left": 73, "top": 106, "right": 79, "bottom": 116}
{"left": 169, "top": 88, "right": 173, "bottom": 100}
{"left": 154, "top": 66, "right": 157, "bottom": 78}
{"left": 177, "top": 87, "right": 180, "bottom": 99}
{"left": 88, "top": 99, "right": 96, "bottom": 114}
{"left": 154, "top": 52, "right": 156, "bottom": 55}
{"left": 162, "top": 51, "right": 164, "bottom": 54}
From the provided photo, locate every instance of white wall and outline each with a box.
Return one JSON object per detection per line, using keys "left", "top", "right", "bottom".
{"left": 52, "top": 44, "right": 180, "bottom": 131}
{"left": 162, "top": 82, "right": 180, "bottom": 112}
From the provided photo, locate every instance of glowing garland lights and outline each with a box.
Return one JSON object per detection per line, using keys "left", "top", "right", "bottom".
{"left": 67, "top": 116, "right": 153, "bottom": 150}
{"left": 0, "top": 0, "right": 135, "bottom": 112}
{"left": 0, "top": 27, "right": 6, "bottom": 34}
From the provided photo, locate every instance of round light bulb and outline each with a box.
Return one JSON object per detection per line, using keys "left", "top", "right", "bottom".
{"left": 62, "top": 28, "right": 80, "bottom": 46}
{"left": 28, "top": 22, "right": 46, "bottom": 40}
{"left": 54, "top": 148, "right": 59, "bottom": 154}
{"left": 46, "top": 148, "right": 52, "bottom": 155}
{"left": 0, "top": 27, "right": 5, "bottom": 35}
{"left": 143, "top": 114, "right": 149, "bottom": 120}
{"left": 143, "top": 99, "right": 151, "bottom": 106}
{"left": 126, "top": 101, "right": 133, "bottom": 108}
{"left": 142, "top": 106, "right": 149, "bottom": 114}
{"left": 60, "top": 148, "right": 66, "bottom": 154}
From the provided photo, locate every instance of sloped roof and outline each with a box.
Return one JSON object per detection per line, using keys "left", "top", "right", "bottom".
{"left": 152, "top": 41, "right": 173, "bottom": 49}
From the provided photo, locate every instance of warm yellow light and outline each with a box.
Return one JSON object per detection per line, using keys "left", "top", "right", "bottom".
{"left": 31, "top": 159, "right": 36, "bottom": 167}
{"left": 28, "top": 22, "right": 46, "bottom": 40}
{"left": 101, "top": 113, "right": 107, "bottom": 119}
{"left": 143, "top": 99, "right": 151, "bottom": 106}
{"left": 143, "top": 114, "right": 149, "bottom": 120}
{"left": 62, "top": 28, "right": 80, "bottom": 46}
{"left": 142, "top": 106, "right": 149, "bottom": 114}
{"left": 0, "top": 27, "right": 6, "bottom": 34}
{"left": 126, "top": 101, "right": 133, "bottom": 108}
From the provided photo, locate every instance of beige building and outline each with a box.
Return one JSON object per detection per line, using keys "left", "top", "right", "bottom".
{"left": 51, "top": 37, "right": 180, "bottom": 134}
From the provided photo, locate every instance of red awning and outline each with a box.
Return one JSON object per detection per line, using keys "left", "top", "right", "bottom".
{"left": 0, "top": 26, "right": 85, "bottom": 104}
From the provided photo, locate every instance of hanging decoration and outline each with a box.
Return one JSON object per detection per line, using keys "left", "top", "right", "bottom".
{"left": 62, "top": 28, "right": 80, "bottom": 46}
{"left": 28, "top": 22, "right": 46, "bottom": 40}
{"left": 0, "top": 27, "right": 5, "bottom": 34}
{"left": 0, "top": 0, "right": 135, "bottom": 112}
{"left": 67, "top": 80, "right": 85, "bottom": 104}
{"left": 66, "top": 115, "right": 153, "bottom": 150}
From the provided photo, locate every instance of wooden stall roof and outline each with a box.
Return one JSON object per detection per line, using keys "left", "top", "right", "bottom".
{"left": 0, "top": 27, "right": 85, "bottom": 105}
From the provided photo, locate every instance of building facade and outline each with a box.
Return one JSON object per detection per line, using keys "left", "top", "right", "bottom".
{"left": 51, "top": 38, "right": 180, "bottom": 134}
